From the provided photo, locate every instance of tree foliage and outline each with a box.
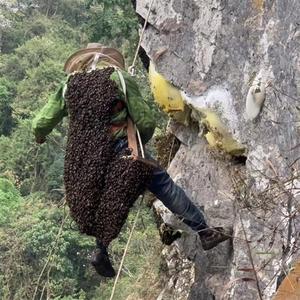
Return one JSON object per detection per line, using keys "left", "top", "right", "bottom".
{"left": 0, "top": 77, "right": 16, "bottom": 135}
{"left": 0, "top": 178, "right": 21, "bottom": 225}
{"left": 0, "top": 0, "right": 163, "bottom": 299}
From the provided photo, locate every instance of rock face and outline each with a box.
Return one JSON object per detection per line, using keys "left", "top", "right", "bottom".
{"left": 136, "top": 1, "right": 300, "bottom": 299}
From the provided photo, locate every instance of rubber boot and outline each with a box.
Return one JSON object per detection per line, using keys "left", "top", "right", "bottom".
{"left": 91, "top": 240, "right": 116, "bottom": 277}
{"left": 199, "top": 227, "right": 233, "bottom": 250}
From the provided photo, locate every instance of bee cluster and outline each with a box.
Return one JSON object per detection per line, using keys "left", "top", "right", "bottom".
{"left": 64, "top": 68, "right": 153, "bottom": 246}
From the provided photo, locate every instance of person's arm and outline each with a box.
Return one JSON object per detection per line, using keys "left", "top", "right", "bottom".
{"left": 32, "top": 83, "right": 68, "bottom": 143}
{"left": 112, "top": 70, "right": 156, "bottom": 144}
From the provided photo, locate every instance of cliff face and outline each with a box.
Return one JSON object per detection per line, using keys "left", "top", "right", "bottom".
{"left": 136, "top": 1, "right": 300, "bottom": 299}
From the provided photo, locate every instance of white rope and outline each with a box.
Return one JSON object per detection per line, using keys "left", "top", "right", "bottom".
{"left": 90, "top": 53, "right": 100, "bottom": 71}
{"left": 109, "top": 74, "right": 146, "bottom": 300}
{"left": 35, "top": 4, "right": 155, "bottom": 297}
{"left": 128, "top": 0, "right": 155, "bottom": 77}
{"left": 109, "top": 195, "right": 144, "bottom": 300}
{"left": 136, "top": 126, "right": 145, "bottom": 159}
{"left": 110, "top": 3, "right": 155, "bottom": 297}
{"left": 32, "top": 202, "right": 68, "bottom": 300}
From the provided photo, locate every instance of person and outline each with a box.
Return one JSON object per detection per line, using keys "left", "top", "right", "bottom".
{"left": 32, "top": 43, "right": 233, "bottom": 278}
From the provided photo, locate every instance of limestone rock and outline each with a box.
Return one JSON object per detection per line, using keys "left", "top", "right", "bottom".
{"left": 136, "top": 0, "right": 300, "bottom": 299}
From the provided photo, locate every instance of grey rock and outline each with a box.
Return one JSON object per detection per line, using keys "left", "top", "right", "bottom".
{"left": 136, "top": 0, "right": 300, "bottom": 299}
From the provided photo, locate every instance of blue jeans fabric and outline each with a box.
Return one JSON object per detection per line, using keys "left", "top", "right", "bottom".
{"left": 114, "top": 138, "right": 207, "bottom": 231}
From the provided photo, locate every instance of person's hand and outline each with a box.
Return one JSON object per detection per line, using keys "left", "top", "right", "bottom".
{"left": 36, "top": 136, "right": 46, "bottom": 144}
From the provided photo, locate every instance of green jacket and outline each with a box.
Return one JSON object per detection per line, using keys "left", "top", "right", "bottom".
{"left": 32, "top": 69, "right": 156, "bottom": 144}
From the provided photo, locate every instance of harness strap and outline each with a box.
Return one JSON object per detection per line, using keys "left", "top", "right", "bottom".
{"left": 115, "top": 69, "right": 139, "bottom": 157}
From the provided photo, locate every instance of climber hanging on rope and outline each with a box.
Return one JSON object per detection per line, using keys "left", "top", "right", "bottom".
{"left": 32, "top": 43, "right": 233, "bottom": 278}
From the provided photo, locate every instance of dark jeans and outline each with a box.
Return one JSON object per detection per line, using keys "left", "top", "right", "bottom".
{"left": 96, "top": 138, "right": 208, "bottom": 251}
{"left": 148, "top": 167, "right": 207, "bottom": 231}
{"left": 114, "top": 138, "right": 208, "bottom": 231}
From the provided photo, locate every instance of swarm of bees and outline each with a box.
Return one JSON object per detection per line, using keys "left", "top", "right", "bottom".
{"left": 64, "top": 68, "right": 153, "bottom": 246}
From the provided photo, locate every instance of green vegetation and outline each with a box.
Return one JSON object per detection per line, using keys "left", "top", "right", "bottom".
{"left": 0, "top": 1, "right": 164, "bottom": 299}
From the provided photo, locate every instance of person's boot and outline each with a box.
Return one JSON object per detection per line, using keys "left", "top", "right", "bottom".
{"left": 91, "top": 246, "right": 116, "bottom": 277}
{"left": 199, "top": 227, "right": 233, "bottom": 251}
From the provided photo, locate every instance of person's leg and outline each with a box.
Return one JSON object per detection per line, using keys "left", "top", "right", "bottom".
{"left": 90, "top": 138, "right": 128, "bottom": 277}
{"left": 95, "top": 239, "right": 107, "bottom": 252}
{"left": 148, "top": 166, "right": 208, "bottom": 232}
{"left": 146, "top": 152, "right": 233, "bottom": 250}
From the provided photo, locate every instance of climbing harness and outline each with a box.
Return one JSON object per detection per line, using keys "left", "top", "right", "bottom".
{"left": 116, "top": 68, "right": 139, "bottom": 158}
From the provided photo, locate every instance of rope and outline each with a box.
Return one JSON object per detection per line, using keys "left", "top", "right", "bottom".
{"left": 109, "top": 122, "right": 146, "bottom": 300}
{"left": 110, "top": 2, "right": 156, "bottom": 296}
{"left": 136, "top": 127, "right": 145, "bottom": 158}
{"left": 128, "top": 0, "right": 155, "bottom": 76}
{"left": 32, "top": 200, "right": 68, "bottom": 300}
{"left": 109, "top": 195, "right": 144, "bottom": 300}
{"left": 34, "top": 3, "right": 155, "bottom": 296}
